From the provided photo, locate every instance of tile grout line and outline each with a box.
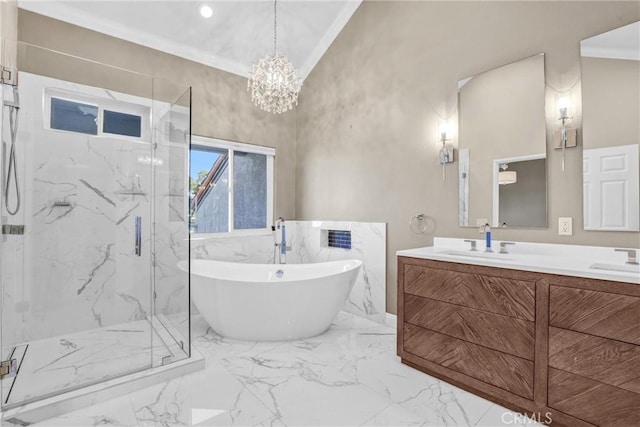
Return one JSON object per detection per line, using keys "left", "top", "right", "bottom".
{"left": 126, "top": 393, "right": 140, "bottom": 425}
{"left": 474, "top": 403, "right": 496, "bottom": 427}
{"left": 198, "top": 340, "right": 287, "bottom": 426}
{"left": 357, "top": 402, "right": 396, "bottom": 427}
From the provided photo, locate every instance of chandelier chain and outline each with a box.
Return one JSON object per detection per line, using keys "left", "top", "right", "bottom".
{"left": 273, "top": 0, "right": 277, "bottom": 54}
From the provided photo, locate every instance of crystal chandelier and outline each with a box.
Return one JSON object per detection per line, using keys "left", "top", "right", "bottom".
{"left": 248, "top": 0, "right": 301, "bottom": 114}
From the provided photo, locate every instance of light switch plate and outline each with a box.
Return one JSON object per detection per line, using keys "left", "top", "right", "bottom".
{"left": 559, "top": 217, "right": 573, "bottom": 235}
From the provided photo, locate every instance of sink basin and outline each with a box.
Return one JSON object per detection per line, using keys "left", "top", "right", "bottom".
{"left": 439, "top": 250, "right": 513, "bottom": 261}
{"left": 589, "top": 262, "right": 640, "bottom": 274}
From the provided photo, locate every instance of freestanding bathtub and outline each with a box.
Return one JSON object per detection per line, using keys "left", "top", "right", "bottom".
{"left": 178, "top": 259, "right": 362, "bottom": 341}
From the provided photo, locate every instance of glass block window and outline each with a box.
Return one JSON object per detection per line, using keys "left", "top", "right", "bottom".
{"left": 103, "top": 110, "right": 142, "bottom": 137}
{"left": 50, "top": 98, "right": 98, "bottom": 135}
{"left": 327, "top": 230, "right": 352, "bottom": 249}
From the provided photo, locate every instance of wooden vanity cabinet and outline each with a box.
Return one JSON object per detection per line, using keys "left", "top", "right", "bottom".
{"left": 398, "top": 256, "right": 640, "bottom": 427}
{"left": 547, "top": 285, "right": 640, "bottom": 426}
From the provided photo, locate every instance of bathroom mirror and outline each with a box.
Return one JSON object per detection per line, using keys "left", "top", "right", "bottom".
{"left": 581, "top": 22, "right": 640, "bottom": 231}
{"left": 458, "top": 53, "right": 547, "bottom": 228}
{"left": 493, "top": 156, "right": 546, "bottom": 228}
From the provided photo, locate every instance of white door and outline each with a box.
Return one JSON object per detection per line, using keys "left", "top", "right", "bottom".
{"left": 583, "top": 144, "right": 639, "bottom": 230}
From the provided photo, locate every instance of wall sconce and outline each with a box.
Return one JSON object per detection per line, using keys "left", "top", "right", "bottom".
{"left": 554, "top": 93, "right": 577, "bottom": 172}
{"left": 438, "top": 120, "right": 454, "bottom": 181}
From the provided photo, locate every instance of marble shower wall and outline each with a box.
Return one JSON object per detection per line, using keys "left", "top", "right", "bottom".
{"left": 190, "top": 221, "right": 387, "bottom": 324}
{"left": 2, "top": 72, "right": 188, "bottom": 346}
{"left": 190, "top": 235, "right": 274, "bottom": 264}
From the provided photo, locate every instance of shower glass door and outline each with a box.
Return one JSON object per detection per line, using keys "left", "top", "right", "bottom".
{"left": 151, "top": 80, "right": 191, "bottom": 364}
{"left": 0, "top": 43, "right": 158, "bottom": 409}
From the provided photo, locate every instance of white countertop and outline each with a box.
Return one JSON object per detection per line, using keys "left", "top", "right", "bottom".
{"left": 397, "top": 238, "right": 640, "bottom": 285}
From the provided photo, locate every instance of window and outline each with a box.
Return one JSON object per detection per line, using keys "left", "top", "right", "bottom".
{"left": 190, "top": 136, "right": 274, "bottom": 235}
{"left": 46, "top": 89, "right": 149, "bottom": 140}
{"left": 103, "top": 110, "right": 142, "bottom": 137}
{"left": 50, "top": 98, "right": 98, "bottom": 135}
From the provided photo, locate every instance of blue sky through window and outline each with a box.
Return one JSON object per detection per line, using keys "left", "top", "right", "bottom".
{"left": 190, "top": 150, "right": 221, "bottom": 184}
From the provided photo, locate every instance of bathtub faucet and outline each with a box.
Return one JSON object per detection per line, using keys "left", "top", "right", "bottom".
{"left": 273, "top": 217, "right": 291, "bottom": 264}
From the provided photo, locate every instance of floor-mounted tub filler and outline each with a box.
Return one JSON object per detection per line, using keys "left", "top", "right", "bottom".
{"left": 180, "top": 259, "right": 362, "bottom": 341}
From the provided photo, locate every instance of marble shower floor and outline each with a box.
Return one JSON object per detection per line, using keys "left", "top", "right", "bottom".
{"left": 29, "top": 312, "right": 543, "bottom": 427}
{"left": 3, "top": 318, "right": 186, "bottom": 407}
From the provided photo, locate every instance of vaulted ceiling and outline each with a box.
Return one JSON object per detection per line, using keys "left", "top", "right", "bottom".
{"left": 18, "top": 0, "right": 362, "bottom": 80}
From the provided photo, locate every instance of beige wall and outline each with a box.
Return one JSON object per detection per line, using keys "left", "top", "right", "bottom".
{"left": 1, "top": 0, "right": 18, "bottom": 69}
{"left": 295, "top": 1, "right": 640, "bottom": 314}
{"left": 582, "top": 56, "right": 640, "bottom": 150}
{"left": 17, "top": 10, "right": 296, "bottom": 219}
{"left": 459, "top": 54, "right": 546, "bottom": 225}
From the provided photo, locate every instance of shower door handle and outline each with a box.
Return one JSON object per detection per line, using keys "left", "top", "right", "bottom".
{"left": 135, "top": 216, "right": 141, "bottom": 256}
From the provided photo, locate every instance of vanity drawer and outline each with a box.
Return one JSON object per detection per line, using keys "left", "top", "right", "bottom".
{"left": 549, "top": 327, "right": 640, "bottom": 393}
{"left": 404, "top": 294, "right": 535, "bottom": 360}
{"left": 403, "top": 323, "right": 534, "bottom": 399}
{"left": 549, "top": 368, "right": 640, "bottom": 426}
{"left": 549, "top": 286, "right": 640, "bottom": 345}
{"left": 403, "top": 264, "right": 535, "bottom": 321}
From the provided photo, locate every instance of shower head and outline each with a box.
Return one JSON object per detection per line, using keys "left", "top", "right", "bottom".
{"left": 3, "top": 85, "right": 19, "bottom": 110}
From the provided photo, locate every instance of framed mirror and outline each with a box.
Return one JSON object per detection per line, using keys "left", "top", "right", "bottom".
{"left": 458, "top": 53, "right": 547, "bottom": 228}
{"left": 581, "top": 22, "right": 640, "bottom": 231}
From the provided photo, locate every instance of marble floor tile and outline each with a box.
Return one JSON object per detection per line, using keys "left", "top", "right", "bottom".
{"left": 128, "top": 364, "right": 274, "bottom": 426}
{"left": 5, "top": 319, "right": 175, "bottom": 406}
{"left": 253, "top": 375, "right": 393, "bottom": 426}
{"left": 359, "top": 403, "right": 428, "bottom": 427}
{"left": 293, "top": 326, "right": 491, "bottom": 427}
{"left": 475, "top": 404, "right": 549, "bottom": 427}
{"left": 32, "top": 395, "right": 138, "bottom": 427}
{"left": 347, "top": 349, "right": 490, "bottom": 426}
{"left": 29, "top": 311, "right": 543, "bottom": 427}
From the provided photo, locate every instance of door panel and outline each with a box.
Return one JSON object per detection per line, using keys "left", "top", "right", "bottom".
{"left": 583, "top": 144, "right": 639, "bottom": 230}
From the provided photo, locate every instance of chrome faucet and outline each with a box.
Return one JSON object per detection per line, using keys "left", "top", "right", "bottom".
{"left": 615, "top": 248, "right": 639, "bottom": 265}
{"left": 499, "top": 242, "right": 515, "bottom": 254}
{"left": 464, "top": 239, "right": 477, "bottom": 251}
{"left": 274, "top": 217, "right": 291, "bottom": 264}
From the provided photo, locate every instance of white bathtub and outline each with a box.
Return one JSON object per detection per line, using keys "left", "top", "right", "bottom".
{"left": 178, "top": 259, "right": 362, "bottom": 341}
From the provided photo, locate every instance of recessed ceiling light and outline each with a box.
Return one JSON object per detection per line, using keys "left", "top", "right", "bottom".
{"left": 199, "top": 4, "right": 213, "bottom": 19}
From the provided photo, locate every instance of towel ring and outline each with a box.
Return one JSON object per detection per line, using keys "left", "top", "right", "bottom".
{"left": 410, "top": 214, "right": 428, "bottom": 234}
{"left": 409, "top": 213, "right": 436, "bottom": 235}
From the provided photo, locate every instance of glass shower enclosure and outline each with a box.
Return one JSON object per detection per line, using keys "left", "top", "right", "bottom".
{"left": 0, "top": 41, "right": 191, "bottom": 409}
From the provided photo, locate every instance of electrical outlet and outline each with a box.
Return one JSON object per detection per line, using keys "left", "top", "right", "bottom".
{"left": 559, "top": 217, "right": 573, "bottom": 236}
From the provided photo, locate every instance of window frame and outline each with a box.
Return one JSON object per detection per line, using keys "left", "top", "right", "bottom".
{"left": 190, "top": 135, "right": 275, "bottom": 237}
{"left": 44, "top": 88, "right": 151, "bottom": 142}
